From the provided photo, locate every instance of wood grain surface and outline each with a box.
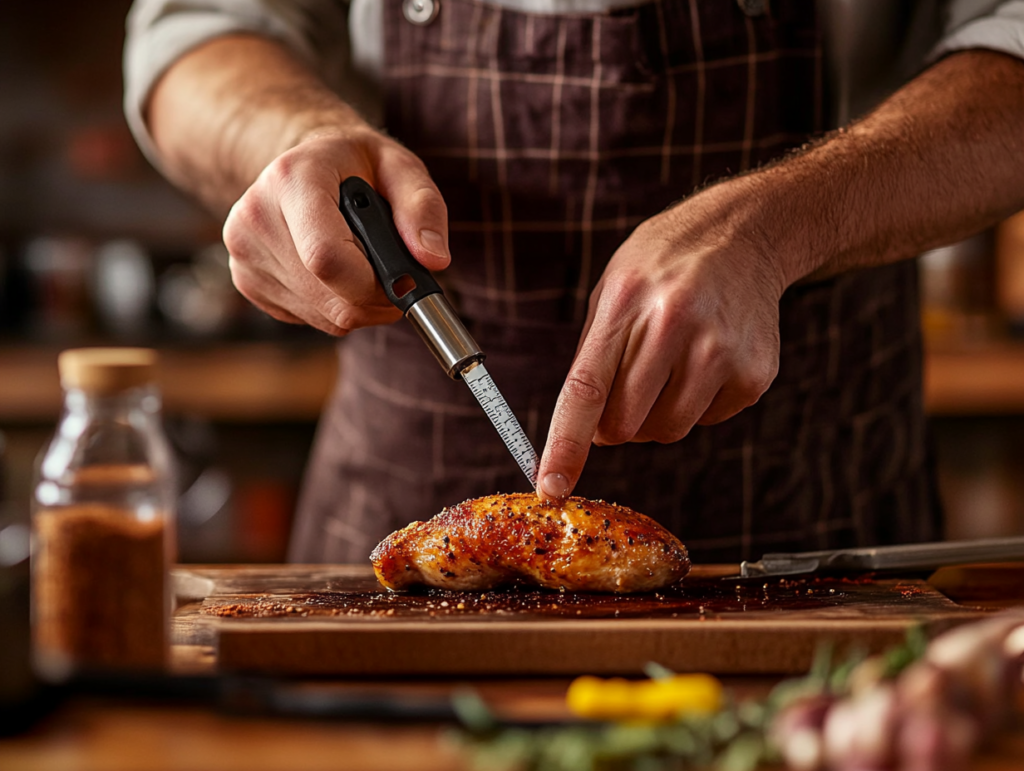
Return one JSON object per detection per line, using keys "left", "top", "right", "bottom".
{"left": 172, "top": 564, "right": 989, "bottom": 676}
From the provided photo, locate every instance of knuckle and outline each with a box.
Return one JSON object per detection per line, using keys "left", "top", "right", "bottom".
{"left": 263, "top": 151, "right": 302, "bottom": 189}
{"left": 230, "top": 270, "right": 291, "bottom": 325}
{"left": 301, "top": 242, "right": 343, "bottom": 283}
{"left": 731, "top": 356, "right": 778, "bottom": 405}
{"left": 748, "top": 359, "right": 779, "bottom": 396}
{"left": 228, "top": 263, "right": 258, "bottom": 300}
{"left": 318, "top": 320, "right": 351, "bottom": 338}
{"left": 705, "top": 399, "right": 745, "bottom": 424}
{"left": 411, "top": 184, "right": 447, "bottom": 219}
{"left": 657, "top": 282, "right": 710, "bottom": 317}
{"left": 649, "top": 411, "right": 692, "bottom": 443}
{"left": 562, "top": 369, "right": 609, "bottom": 407}
{"left": 694, "top": 333, "right": 727, "bottom": 370}
{"left": 226, "top": 257, "right": 268, "bottom": 305}
{"left": 696, "top": 411, "right": 729, "bottom": 427}
{"left": 224, "top": 196, "right": 269, "bottom": 251}
{"left": 320, "top": 296, "right": 357, "bottom": 332}
{"left": 737, "top": 364, "right": 774, "bottom": 403}
{"left": 308, "top": 317, "right": 347, "bottom": 338}
{"left": 596, "top": 422, "right": 635, "bottom": 446}
{"left": 648, "top": 423, "right": 683, "bottom": 444}
{"left": 230, "top": 280, "right": 266, "bottom": 312}
{"left": 595, "top": 408, "right": 643, "bottom": 446}
{"left": 379, "top": 147, "right": 447, "bottom": 207}
{"left": 596, "top": 274, "right": 639, "bottom": 312}
{"left": 644, "top": 287, "right": 720, "bottom": 352}
{"left": 262, "top": 305, "right": 298, "bottom": 325}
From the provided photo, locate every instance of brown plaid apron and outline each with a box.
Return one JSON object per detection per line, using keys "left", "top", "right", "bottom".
{"left": 289, "top": 0, "right": 942, "bottom": 564}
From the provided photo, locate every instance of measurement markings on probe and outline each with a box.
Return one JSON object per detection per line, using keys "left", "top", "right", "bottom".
{"left": 463, "top": 363, "right": 540, "bottom": 487}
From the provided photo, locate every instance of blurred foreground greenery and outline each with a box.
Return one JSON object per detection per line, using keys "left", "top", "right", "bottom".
{"left": 448, "top": 627, "right": 929, "bottom": 771}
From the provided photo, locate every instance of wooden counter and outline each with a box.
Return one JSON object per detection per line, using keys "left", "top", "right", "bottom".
{"left": 2, "top": 679, "right": 1023, "bottom": 771}
{"left": 0, "top": 699, "right": 465, "bottom": 771}
{"left": 2, "top": 564, "right": 1024, "bottom": 770}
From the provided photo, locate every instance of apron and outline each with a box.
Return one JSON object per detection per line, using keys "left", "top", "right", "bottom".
{"left": 289, "top": 0, "right": 942, "bottom": 564}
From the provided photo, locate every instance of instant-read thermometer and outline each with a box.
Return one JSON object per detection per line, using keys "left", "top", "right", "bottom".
{"left": 339, "top": 176, "right": 540, "bottom": 488}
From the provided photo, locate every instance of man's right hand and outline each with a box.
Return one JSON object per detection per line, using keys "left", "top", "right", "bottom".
{"left": 223, "top": 128, "right": 450, "bottom": 336}
{"left": 145, "top": 35, "right": 449, "bottom": 337}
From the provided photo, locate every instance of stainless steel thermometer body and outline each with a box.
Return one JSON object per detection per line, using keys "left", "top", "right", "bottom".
{"left": 339, "top": 177, "right": 540, "bottom": 487}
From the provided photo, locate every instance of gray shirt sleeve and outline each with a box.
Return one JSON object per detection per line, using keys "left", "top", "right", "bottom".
{"left": 933, "top": 1, "right": 1024, "bottom": 60}
{"left": 122, "top": 0, "right": 352, "bottom": 168}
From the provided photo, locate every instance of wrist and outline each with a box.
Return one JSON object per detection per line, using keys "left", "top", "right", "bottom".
{"left": 289, "top": 106, "right": 377, "bottom": 150}
{"left": 675, "top": 173, "right": 802, "bottom": 300}
{"left": 732, "top": 160, "right": 838, "bottom": 290}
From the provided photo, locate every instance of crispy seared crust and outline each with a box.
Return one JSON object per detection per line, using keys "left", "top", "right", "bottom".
{"left": 370, "top": 493, "right": 690, "bottom": 593}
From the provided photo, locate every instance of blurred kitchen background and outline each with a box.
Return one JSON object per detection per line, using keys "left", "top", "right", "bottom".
{"left": 0, "top": 1, "right": 1022, "bottom": 565}
{"left": 0, "top": 1, "right": 331, "bottom": 564}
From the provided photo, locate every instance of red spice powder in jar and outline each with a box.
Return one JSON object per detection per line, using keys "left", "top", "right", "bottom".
{"left": 33, "top": 504, "right": 168, "bottom": 673}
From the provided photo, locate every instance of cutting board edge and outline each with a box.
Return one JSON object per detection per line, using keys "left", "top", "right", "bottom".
{"left": 203, "top": 610, "right": 982, "bottom": 634}
{"left": 212, "top": 612, "right": 985, "bottom": 677}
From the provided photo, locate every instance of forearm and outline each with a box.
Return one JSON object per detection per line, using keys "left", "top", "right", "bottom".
{"left": 539, "top": 50, "right": 1024, "bottom": 496}
{"left": 143, "top": 32, "right": 450, "bottom": 338}
{"left": 146, "top": 34, "right": 370, "bottom": 215}
{"left": 747, "top": 49, "right": 1024, "bottom": 288}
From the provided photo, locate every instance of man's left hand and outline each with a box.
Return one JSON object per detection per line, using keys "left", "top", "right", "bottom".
{"left": 535, "top": 49, "right": 1024, "bottom": 502}
{"left": 537, "top": 180, "right": 786, "bottom": 501}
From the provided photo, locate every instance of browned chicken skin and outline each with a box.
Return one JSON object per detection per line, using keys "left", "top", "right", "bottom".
{"left": 370, "top": 493, "right": 690, "bottom": 593}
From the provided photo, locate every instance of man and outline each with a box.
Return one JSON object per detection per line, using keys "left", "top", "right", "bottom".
{"left": 125, "top": 0, "right": 1024, "bottom": 563}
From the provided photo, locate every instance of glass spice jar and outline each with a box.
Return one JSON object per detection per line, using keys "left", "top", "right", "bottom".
{"left": 31, "top": 348, "right": 177, "bottom": 678}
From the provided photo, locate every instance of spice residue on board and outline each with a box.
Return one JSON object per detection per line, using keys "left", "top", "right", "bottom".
{"left": 200, "top": 575, "right": 858, "bottom": 621}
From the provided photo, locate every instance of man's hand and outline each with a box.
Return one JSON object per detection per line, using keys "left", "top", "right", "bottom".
{"left": 146, "top": 34, "right": 449, "bottom": 337}
{"left": 537, "top": 50, "right": 1024, "bottom": 501}
{"left": 536, "top": 181, "right": 785, "bottom": 500}
{"left": 223, "top": 128, "right": 449, "bottom": 336}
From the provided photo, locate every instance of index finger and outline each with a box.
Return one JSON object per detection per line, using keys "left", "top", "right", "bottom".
{"left": 537, "top": 326, "right": 625, "bottom": 501}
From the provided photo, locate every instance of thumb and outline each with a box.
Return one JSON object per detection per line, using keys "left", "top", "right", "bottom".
{"left": 374, "top": 149, "right": 450, "bottom": 271}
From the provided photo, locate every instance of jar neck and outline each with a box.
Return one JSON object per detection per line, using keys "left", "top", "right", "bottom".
{"left": 64, "top": 385, "right": 162, "bottom": 418}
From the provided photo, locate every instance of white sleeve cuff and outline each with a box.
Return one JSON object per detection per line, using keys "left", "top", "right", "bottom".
{"left": 931, "top": 1, "right": 1024, "bottom": 63}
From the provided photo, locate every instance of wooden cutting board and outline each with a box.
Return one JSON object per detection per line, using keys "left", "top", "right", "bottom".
{"left": 172, "top": 564, "right": 989, "bottom": 676}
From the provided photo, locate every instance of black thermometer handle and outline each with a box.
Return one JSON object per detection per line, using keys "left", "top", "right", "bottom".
{"left": 339, "top": 176, "right": 441, "bottom": 314}
{"left": 338, "top": 176, "right": 484, "bottom": 379}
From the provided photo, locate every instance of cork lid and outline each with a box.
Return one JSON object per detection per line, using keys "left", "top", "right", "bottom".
{"left": 58, "top": 348, "right": 159, "bottom": 394}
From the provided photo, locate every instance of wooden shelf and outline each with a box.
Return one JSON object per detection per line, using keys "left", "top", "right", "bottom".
{"left": 0, "top": 342, "right": 337, "bottom": 422}
{"left": 924, "top": 341, "right": 1024, "bottom": 415}
{"left": 0, "top": 339, "right": 1022, "bottom": 423}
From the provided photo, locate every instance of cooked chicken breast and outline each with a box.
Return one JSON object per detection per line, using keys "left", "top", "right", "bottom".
{"left": 370, "top": 493, "right": 690, "bottom": 593}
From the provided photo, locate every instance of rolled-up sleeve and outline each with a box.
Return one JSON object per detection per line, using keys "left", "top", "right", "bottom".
{"left": 123, "top": 0, "right": 347, "bottom": 166}
{"left": 933, "top": 1, "right": 1024, "bottom": 61}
